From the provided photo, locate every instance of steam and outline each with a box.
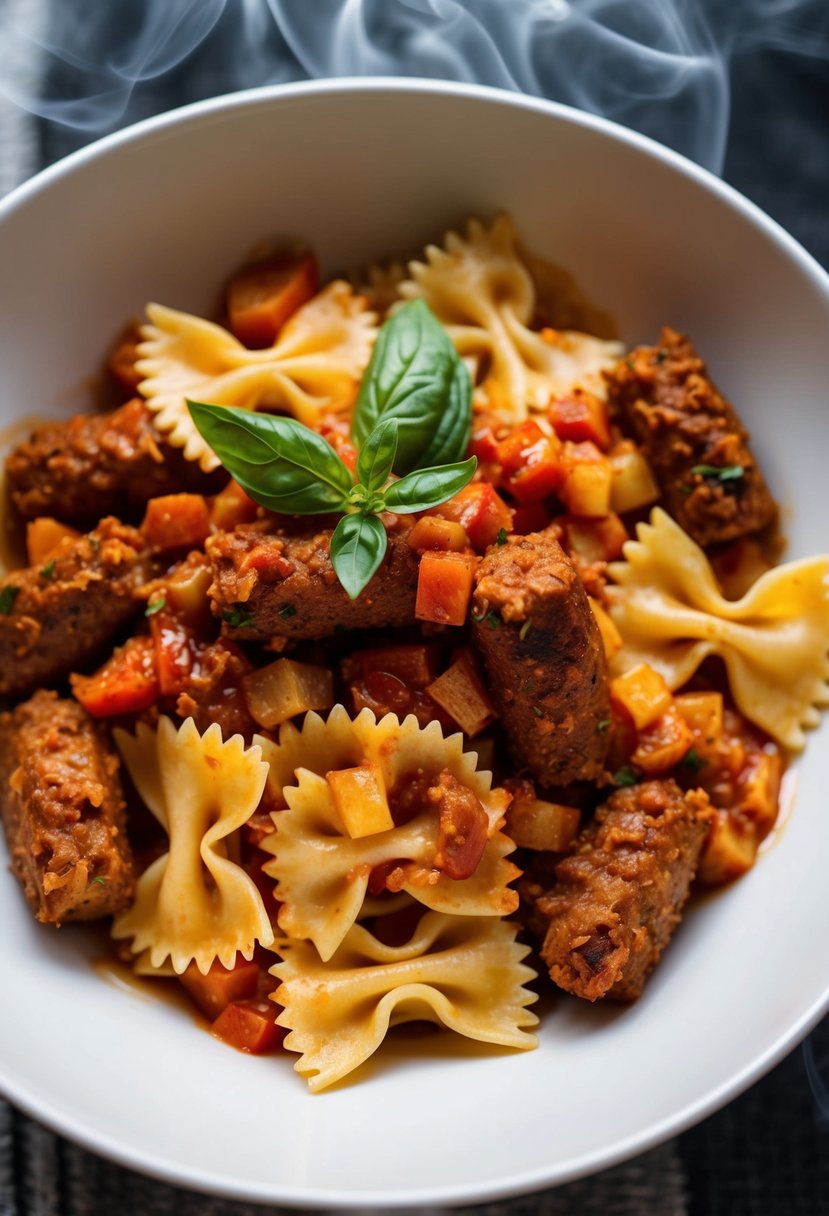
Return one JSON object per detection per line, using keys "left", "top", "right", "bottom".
{"left": 0, "top": 0, "right": 828, "bottom": 176}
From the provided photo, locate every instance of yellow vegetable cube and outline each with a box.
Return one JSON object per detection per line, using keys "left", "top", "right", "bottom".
{"left": 242, "top": 659, "right": 334, "bottom": 729}
{"left": 326, "top": 763, "right": 394, "bottom": 839}
{"left": 610, "top": 663, "right": 673, "bottom": 730}
{"left": 608, "top": 440, "right": 660, "bottom": 514}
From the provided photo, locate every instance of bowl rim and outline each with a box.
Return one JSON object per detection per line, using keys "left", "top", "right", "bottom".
{"left": 1, "top": 75, "right": 829, "bottom": 1208}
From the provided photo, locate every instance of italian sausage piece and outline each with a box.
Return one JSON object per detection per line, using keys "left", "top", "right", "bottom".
{"left": 0, "top": 518, "right": 148, "bottom": 698}
{"left": 206, "top": 520, "right": 420, "bottom": 642}
{"left": 0, "top": 691, "right": 135, "bottom": 923}
{"left": 5, "top": 397, "right": 227, "bottom": 526}
{"left": 605, "top": 328, "right": 776, "bottom": 548}
{"left": 535, "top": 779, "right": 711, "bottom": 1002}
{"left": 471, "top": 529, "right": 610, "bottom": 786}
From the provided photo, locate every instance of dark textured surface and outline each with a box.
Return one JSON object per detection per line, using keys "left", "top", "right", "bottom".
{"left": 2, "top": 2, "right": 829, "bottom": 1212}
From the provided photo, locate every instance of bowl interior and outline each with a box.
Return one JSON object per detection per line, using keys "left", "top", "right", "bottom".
{"left": 1, "top": 82, "right": 828, "bottom": 1207}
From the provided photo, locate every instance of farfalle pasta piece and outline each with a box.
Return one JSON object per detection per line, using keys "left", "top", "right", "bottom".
{"left": 136, "top": 282, "right": 377, "bottom": 470}
{"left": 257, "top": 706, "right": 518, "bottom": 961}
{"left": 111, "top": 717, "right": 274, "bottom": 973}
{"left": 397, "top": 214, "right": 622, "bottom": 424}
{"left": 271, "top": 911, "right": 538, "bottom": 1092}
{"left": 607, "top": 508, "right": 829, "bottom": 749}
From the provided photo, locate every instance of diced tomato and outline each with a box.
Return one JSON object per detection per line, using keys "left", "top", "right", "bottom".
{"left": 511, "top": 502, "right": 553, "bottom": 534}
{"left": 141, "top": 494, "right": 212, "bottom": 552}
{"left": 631, "top": 704, "right": 694, "bottom": 774}
{"left": 415, "top": 551, "right": 477, "bottom": 626}
{"left": 226, "top": 250, "right": 319, "bottom": 349}
{"left": 237, "top": 547, "right": 294, "bottom": 581}
{"left": 211, "top": 998, "right": 285, "bottom": 1054}
{"left": 497, "top": 421, "right": 564, "bottom": 504}
{"left": 549, "top": 388, "right": 611, "bottom": 449}
{"left": 407, "top": 516, "right": 470, "bottom": 552}
{"left": 432, "top": 771, "right": 489, "bottom": 880}
{"left": 353, "top": 670, "right": 415, "bottom": 718}
{"left": 209, "top": 480, "right": 259, "bottom": 532}
{"left": 149, "top": 612, "right": 197, "bottom": 697}
{"left": 71, "top": 637, "right": 159, "bottom": 718}
{"left": 468, "top": 424, "right": 500, "bottom": 464}
{"left": 180, "top": 956, "right": 260, "bottom": 1020}
{"left": 433, "top": 483, "right": 512, "bottom": 551}
{"left": 345, "top": 644, "right": 440, "bottom": 688}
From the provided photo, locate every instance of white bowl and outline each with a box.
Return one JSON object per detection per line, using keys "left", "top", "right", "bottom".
{"left": 1, "top": 79, "right": 828, "bottom": 1208}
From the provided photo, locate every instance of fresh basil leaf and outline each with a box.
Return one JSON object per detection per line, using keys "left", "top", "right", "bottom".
{"left": 187, "top": 401, "right": 353, "bottom": 514}
{"left": 383, "top": 457, "right": 477, "bottom": 515}
{"left": 356, "top": 417, "right": 399, "bottom": 493}
{"left": 352, "top": 300, "right": 472, "bottom": 475}
{"left": 329, "top": 512, "right": 388, "bottom": 601}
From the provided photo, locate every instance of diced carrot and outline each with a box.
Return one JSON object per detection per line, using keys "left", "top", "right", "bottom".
{"left": 549, "top": 388, "right": 611, "bottom": 449}
{"left": 209, "top": 480, "right": 259, "bottom": 532}
{"left": 608, "top": 440, "right": 660, "bottom": 514}
{"left": 631, "top": 704, "right": 694, "bottom": 774}
{"left": 559, "top": 441, "right": 612, "bottom": 518}
{"left": 107, "top": 324, "right": 143, "bottom": 394}
{"left": 407, "top": 516, "right": 470, "bottom": 552}
{"left": 180, "top": 956, "right": 260, "bottom": 1020}
{"left": 226, "top": 250, "right": 319, "bottom": 348}
{"left": 71, "top": 637, "right": 158, "bottom": 718}
{"left": 426, "top": 650, "right": 497, "bottom": 737}
{"left": 588, "top": 597, "right": 623, "bottom": 660}
{"left": 327, "top": 762, "right": 394, "bottom": 838}
{"left": 511, "top": 502, "right": 553, "bottom": 534}
{"left": 497, "top": 421, "right": 564, "bottom": 504}
{"left": 141, "top": 494, "right": 211, "bottom": 552}
{"left": 432, "top": 483, "right": 513, "bottom": 551}
{"left": 610, "top": 664, "right": 673, "bottom": 730}
{"left": 415, "top": 551, "right": 477, "bottom": 626}
{"left": 26, "top": 517, "right": 81, "bottom": 566}
{"left": 560, "top": 512, "right": 629, "bottom": 562}
{"left": 149, "top": 612, "right": 196, "bottom": 697}
{"left": 211, "top": 998, "right": 285, "bottom": 1054}
{"left": 242, "top": 658, "right": 334, "bottom": 729}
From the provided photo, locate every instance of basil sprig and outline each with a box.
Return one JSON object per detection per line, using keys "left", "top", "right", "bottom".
{"left": 187, "top": 302, "right": 476, "bottom": 601}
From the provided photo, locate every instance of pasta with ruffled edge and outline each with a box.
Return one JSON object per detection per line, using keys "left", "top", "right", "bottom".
{"left": 111, "top": 717, "right": 274, "bottom": 973}
{"left": 257, "top": 706, "right": 518, "bottom": 961}
{"left": 271, "top": 910, "right": 538, "bottom": 1092}
{"left": 606, "top": 508, "right": 829, "bottom": 749}
{"left": 396, "top": 214, "right": 622, "bottom": 425}
{"left": 136, "top": 281, "right": 377, "bottom": 471}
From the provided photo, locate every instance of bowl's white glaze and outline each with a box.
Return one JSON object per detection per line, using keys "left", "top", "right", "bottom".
{"left": 1, "top": 79, "right": 828, "bottom": 1208}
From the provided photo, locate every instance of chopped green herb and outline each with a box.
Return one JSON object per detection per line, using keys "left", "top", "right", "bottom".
{"left": 89, "top": 536, "right": 100, "bottom": 552}
{"left": 625, "top": 357, "right": 635, "bottom": 370}
{"left": 222, "top": 606, "right": 254, "bottom": 629}
{"left": 519, "top": 618, "right": 533, "bottom": 641}
{"left": 680, "top": 483, "right": 692, "bottom": 496}
{"left": 655, "top": 349, "right": 668, "bottom": 364}
{"left": 91, "top": 876, "right": 107, "bottom": 887}
{"left": 597, "top": 718, "right": 611, "bottom": 734}
{"left": 532, "top": 705, "right": 544, "bottom": 718}
{"left": 496, "top": 527, "right": 508, "bottom": 546}
{"left": 681, "top": 746, "right": 705, "bottom": 772}
{"left": 279, "top": 603, "right": 297, "bottom": 619}
{"left": 41, "top": 559, "right": 57, "bottom": 581}
{"left": 0, "top": 585, "right": 20, "bottom": 615}
{"left": 472, "top": 609, "right": 500, "bottom": 629}
{"left": 145, "top": 596, "right": 166, "bottom": 617}
{"left": 333, "top": 623, "right": 349, "bottom": 635}
{"left": 690, "top": 464, "right": 745, "bottom": 484}
{"left": 613, "top": 765, "right": 639, "bottom": 788}
{"left": 519, "top": 676, "right": 537, "bottom": 695}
